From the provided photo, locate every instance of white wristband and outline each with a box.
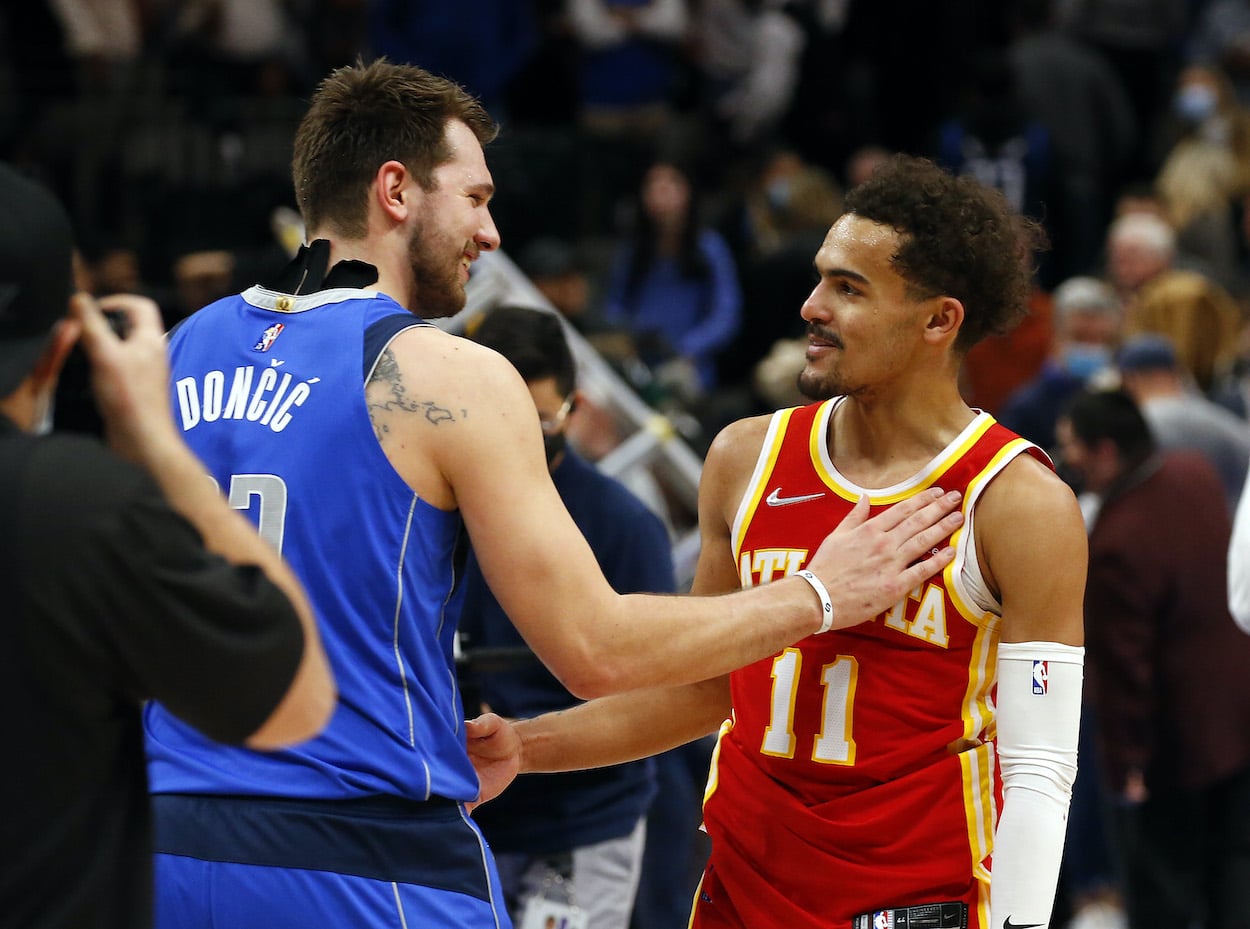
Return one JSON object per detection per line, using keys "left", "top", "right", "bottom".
{"left": 796, "top": 570, "right": 835, "bottom": 633}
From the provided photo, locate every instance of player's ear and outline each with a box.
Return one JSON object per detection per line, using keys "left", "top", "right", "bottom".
{"left": 923, "top": 296, "right": 963, "bottom": 346}
{"left": 374, "top": 161, "right": 412, "bottom": 223}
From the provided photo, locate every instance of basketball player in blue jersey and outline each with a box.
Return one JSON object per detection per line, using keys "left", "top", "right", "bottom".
{"left": 145, "top": 60, "right": 967, "bottom": 929}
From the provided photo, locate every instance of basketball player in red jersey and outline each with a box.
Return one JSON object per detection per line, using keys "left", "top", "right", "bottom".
{"left": 467, "top": 155, "right": 1087, "bottom": 929}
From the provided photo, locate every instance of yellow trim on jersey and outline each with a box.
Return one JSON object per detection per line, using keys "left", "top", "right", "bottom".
{"left": 809, "top": 399, "right": 857, "bottom": 503}
{"left": 944, "top": 437, "right": 1038, "bottom": 621}
{"left": 806, "top": 398, "right": 859, "bottom": 500}
{"left": 860, "top": 414, "right": 997, "bottom": 505}
{"left": 959, "top": 629, "right": 1001, "bottom": 862}
{"left": 974, "top": 874, "right": 993, "bottom": 929}
{"left": 687, "top": 873, "right": 706, "bottom": 929}
{"left": 811, "top": 401, "right": 998, "bottom": 504}
{"left": 942, "top": 504, "right": 983, "bottom": 626}
{"left": 732, "top": 407, "right": 796, "bottom": 563}
{"left": 957, "top": 612, "right": 1001, "bottom": 743}
{"left": 947, "top": 440, "right": 1044, "bottom": 891}
{"left": 702, "top": 715, "right": 736, "bottom": 806}
{"left": 935, "top": 442, "right": 1043, "bottom": 889}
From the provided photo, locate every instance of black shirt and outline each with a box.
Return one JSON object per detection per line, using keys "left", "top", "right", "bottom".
{"left": 0, "top": 415, "right": 305, "bottom": 929}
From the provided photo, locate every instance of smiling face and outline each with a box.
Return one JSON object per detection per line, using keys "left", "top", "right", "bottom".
{"left": 407, "top": 119, "right": 500, "bottom": 318}
{"left": 796, "top": 214, "right": 934, "bottom": 402}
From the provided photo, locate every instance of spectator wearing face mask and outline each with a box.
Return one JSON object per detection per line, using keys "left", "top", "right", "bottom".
{"left": 457, "top": 305, "right": 676, "bottom": 929}
{"left": 999, "top": 276, "right": 1124, "bottom": 457}
{"left": 1168, "top": 65, "right": 1241, "bottom": 145}
{"left": 1151, "top": 65, "right": 1250, "bottom": 293}
{"left": 1190, "top": 1, "right": 1250, "bottom": 107}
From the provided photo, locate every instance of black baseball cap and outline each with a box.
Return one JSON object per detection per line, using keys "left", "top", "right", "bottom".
{"left": 0, "top": 163, "right": 74, "bottom": 396}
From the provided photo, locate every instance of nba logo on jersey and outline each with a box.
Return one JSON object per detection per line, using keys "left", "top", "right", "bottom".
{"left": 253, "top": 323, "right": 285, "bottom": 352}
{"left": 874, "top": 911, "right": 894, "bottom": 929}
{"left": 1032, "top": 660, "right": 1049, "bottom": 695}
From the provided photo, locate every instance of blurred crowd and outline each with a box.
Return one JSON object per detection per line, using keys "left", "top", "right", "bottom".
{"left": 9, "top": 0, "right": 1250, "bottom": 457}
{"left": 9, "top": 2, "right": 1250, "bottom": 928}
{"left": 8, "top": 0, "right": 1250, "bottom": 451}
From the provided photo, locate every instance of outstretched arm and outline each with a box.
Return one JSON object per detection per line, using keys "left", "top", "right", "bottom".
{"left": 465, "top": 675, "right": 731, "bottom": 811}
{"left": 380, "top": 329, "right": 963, "bottom": 698}
{"left": 463, "top": 454, "right": 746, "bottom": 807}
{"left": 486, "top": 381, "right": 963, "bottom": 697}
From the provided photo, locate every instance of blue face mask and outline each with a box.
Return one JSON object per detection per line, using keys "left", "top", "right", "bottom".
{"left": 1176, "top": 84, "right": 1218, "bottom": 123}
{"left": 1062, "top": 344, "right": 1111, "bottom": 381}
{"left": 766, "top": 177, "right": 792, "bottom": 212}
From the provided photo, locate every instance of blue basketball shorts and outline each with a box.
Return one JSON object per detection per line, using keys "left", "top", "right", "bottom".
{"left": 152, "top": 793, "right": 511, "bottom": 929}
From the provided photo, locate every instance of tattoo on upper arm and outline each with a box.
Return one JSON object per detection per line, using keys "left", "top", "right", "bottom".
{"left": 367, "top": 348, "right": 461, "bottom": 439}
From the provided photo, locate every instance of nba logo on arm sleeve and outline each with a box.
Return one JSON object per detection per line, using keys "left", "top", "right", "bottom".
{"left": 1031, "top": 660, "right": 1048, "bottom": 695}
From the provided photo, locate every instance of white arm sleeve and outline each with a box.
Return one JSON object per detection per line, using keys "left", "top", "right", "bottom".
{"left": 991, "top": 641, "right": 1084, "bottom": 929}
{"left": 1228, "top": 466, "right": 1250, "bottom": 633}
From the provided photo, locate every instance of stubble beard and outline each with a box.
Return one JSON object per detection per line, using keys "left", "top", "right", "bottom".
{"left": 797, "top": 366, "right": 835, "bottom": 402}
{"left": 408, "top": 219, "right": 467, "bottom": 320}
{"left": 797, "top": 357, "right": 862, "bottom": 402}
{"left": 799, "top": 361, "right": 885, "bottom": 404}
{"left": 797, "top": 324, "right": 850, "bottom": 401}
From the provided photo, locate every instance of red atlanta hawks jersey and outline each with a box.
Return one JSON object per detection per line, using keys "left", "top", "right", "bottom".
{"left": 694, "top": 397, "right": 1051, "bottom": 929}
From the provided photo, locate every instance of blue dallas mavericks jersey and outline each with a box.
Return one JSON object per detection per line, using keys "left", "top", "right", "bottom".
{"left": 144, "top": 286, "right": 478, "bottom": 803}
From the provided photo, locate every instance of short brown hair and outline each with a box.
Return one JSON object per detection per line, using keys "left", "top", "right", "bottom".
{"left": 843, "top": 154, "right": 1047, "bottom": 352}
{"left": 291, "top": 58, "right": 498, "bottom": 238}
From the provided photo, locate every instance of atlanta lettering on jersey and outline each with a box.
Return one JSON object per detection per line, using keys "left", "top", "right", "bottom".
{"left": 175, "top": 365, "right": 317, "bottom": 434}
{"left": 739, "top": 549, "right": 950, "bottom": 648}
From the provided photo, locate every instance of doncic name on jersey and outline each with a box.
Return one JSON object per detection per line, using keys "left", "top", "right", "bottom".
{"left": 174, "top": 325, "right": 319, "bottom": 434}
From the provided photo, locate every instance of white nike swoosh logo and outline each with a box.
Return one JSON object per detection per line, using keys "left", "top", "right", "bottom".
{"left": 765, "top": 488, "right": 826, "bottom": 507}
{"left": 270, "top": 359, "right": 285, "bottom": 367}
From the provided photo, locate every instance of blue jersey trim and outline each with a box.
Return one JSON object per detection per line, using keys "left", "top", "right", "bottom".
{"left": 152, "top": 793, "right": 494, "bottom": 901}
{"left": 364, "top": 313, "right": 426, "bottom": 383}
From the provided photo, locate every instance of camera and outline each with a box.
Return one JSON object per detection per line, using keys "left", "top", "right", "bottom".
{"left": 104, "top": 309, "right": 130, "bottom": 339}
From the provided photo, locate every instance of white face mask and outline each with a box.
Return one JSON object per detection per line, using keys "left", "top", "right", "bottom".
{"left": 1176, "top": 84, "right": 1218, "bottom": 123}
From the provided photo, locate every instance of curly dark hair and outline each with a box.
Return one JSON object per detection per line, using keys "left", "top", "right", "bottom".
{"left": 843, "top": 154, "right": 1047, "bottom": 352}
{"left": 291, "top": 58, "right": 497, "bottom": 239}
